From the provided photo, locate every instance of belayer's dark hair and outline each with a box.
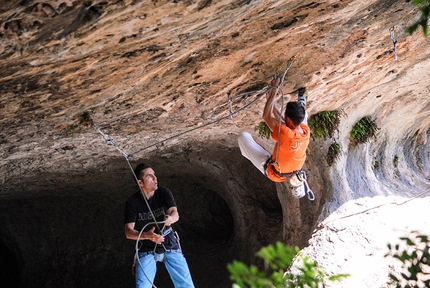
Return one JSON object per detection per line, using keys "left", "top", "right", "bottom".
{"left": 284, "top": 101, "right": 305, "bottom": 126}
{"left": 134, "top": 163, "right": 151, "bottom": 180}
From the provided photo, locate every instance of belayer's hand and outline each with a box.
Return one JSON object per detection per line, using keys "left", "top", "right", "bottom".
{"left": 164, "top": 214, "right": 173, "bottom": 226}
{"left": 146, "top": 226, "right": 164, "bottom": 244}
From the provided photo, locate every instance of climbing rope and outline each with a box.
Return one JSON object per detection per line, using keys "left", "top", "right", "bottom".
{"left": 93, "top": 124, "right": 164, "bottom": 234}
{"left": 272, "top": 56, "right": 295, "bottom": 170}
{"left": 94, "top": 56, "right": 315, "bottom": 201}
{"left": 134, "top": 220, "right": 167, "bottom": 288}
{"left": 93, "top": 57, "right": 314, "bottom": 285}
{"left": 129, "top": 86, "right": 270, "bottom": 157}
{"left": 93, "top": 57, "right": 296, "bottom": 158}
{"left": 93, "top": 124, "right": 130, "bottom": 159}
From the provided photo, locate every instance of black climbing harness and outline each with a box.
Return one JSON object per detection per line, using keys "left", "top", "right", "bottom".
{"left": 264, "top": 158, "right": 315, "bottom": 201}
{"left": 132, "top": 220, "right": 183, "bottom": 287}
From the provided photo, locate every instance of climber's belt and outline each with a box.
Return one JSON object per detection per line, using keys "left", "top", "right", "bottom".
{"left": 162, "top": 227, "right": 172, "bottom": 237}
{"left": 264, "top": 157, "right": 302, "bottom": 179}
{"left": 138, "top": 249, "right": 182, "bottom": 259}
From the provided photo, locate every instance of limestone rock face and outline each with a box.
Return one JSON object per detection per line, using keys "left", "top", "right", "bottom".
{"left": 0, "top": 0, "right": 429, "bottom": 287}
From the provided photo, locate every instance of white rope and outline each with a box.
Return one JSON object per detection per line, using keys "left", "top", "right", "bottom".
{"left": 94, "top": 124, "right": 167, "bottom": 233}
{"left": 134, "top": 220, "right": 167, "bottom": 288}
{"left": 129, "top": 86, "right": 269, "bottom": 157}
{"left": 272, "top": 56, "right": 295, "bottom": 170}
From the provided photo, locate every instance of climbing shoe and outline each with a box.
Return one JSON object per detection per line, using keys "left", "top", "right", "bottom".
{"left": 298, "top": 87, "right": 308, "bottom": 107}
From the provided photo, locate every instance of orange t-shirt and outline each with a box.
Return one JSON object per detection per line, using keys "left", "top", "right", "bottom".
{"left": 267, "top": 123, "right": 310, "bottom": 182}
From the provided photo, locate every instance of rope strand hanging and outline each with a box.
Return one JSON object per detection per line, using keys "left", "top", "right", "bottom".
{"left": 273, "top": 56, "right": 295, "bottom": 168}
{"left": 93, "top": 124, "right": 165, "bottom": 233}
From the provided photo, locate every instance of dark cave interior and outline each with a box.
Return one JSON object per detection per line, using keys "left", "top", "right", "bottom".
{"left": 0, "top": 237, "right": 21, "bottom": 288}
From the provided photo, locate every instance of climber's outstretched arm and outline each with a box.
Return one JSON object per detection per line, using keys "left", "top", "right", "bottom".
{"left": 263, "top": 77, "right": 283, "bottom": 131}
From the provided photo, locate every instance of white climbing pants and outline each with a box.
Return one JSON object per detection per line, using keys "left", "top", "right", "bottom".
{"left": 237, "top": 131, "right": 271, "bottom": 175}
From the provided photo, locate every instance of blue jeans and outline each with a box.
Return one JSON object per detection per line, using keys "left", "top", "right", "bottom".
{"left": 136, "top": 250, "right": 194, "bottom": 288}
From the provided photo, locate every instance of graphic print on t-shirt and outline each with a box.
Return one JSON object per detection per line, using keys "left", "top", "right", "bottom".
{"left": 138, "top": 207, "right": 165, "bottom": 221}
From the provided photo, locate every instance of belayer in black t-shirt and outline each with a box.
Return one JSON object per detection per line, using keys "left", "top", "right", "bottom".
{"left": 124, "top": 163, "right": 195, "bottom": 288}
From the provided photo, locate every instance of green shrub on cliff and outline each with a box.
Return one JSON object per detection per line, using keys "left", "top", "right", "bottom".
{"left": 228, "top": 241, "right": 349, "bottom": 288}
{"left": 327, "top": 142, "right": 342, "bottom": 166}
{"left": 255, "top": 121, "right": 272, "bottom": 139}
{"left": 350, "top": 116, "right": 378, "bottom": 146}
{"left": 308, "top": 110, "right": 342, "bottom": 140}
{"left": 407, "top": 0, "right": 430, "bottom": 36}
{"left": 386, "top": 231, "right": 430, "bottom": 287}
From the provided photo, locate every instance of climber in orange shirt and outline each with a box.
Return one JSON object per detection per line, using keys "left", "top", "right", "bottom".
{"left": 238, "top": 77, "right": 310, "bottom": 198}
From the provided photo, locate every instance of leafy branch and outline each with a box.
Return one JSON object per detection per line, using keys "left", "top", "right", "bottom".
{"left": 228, "top": 241, "right": 349, "bottom": 288}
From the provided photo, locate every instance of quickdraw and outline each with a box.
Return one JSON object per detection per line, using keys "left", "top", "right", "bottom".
{"left": 390, "top": 26, "right": 398, "bottom": 61}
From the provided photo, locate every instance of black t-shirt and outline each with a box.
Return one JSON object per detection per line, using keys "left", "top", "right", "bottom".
{"left": 124, "top": 186, "right": 179, "bottom": 253}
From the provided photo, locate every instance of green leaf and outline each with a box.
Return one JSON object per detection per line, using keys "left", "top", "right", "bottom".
{"left": 400, "top": 237, "right": 415, "bottom": 246}
{"left": 254, "top": 121, "right": 271, "bottom": 139}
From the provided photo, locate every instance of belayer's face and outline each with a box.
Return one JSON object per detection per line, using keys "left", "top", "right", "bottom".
{"left": 139, "top": 168, "right": 158, "bottom": 191}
